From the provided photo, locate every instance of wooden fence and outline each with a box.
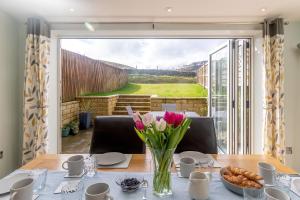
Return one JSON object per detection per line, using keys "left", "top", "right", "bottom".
{"left": 196, "top": 63, "right": 208, "bottom": 89}
{"left": 61, "top": 50, "right": 128, "bottom": 102}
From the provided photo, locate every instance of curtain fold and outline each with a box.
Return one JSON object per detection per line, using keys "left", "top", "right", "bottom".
{"left": 263, "top": 18, "right": 285, "bottom": 163}
{"left": 22, "top": 18, "right": 50, "bottom": 164}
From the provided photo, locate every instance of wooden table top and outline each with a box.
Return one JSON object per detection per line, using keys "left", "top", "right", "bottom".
{"left": 21, "top": 154, "right": 296, "bottom": 174}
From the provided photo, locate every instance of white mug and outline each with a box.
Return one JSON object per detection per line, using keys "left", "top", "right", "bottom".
{"left": 180, "top": 157, "right": 196, "bottom": 178}
{"left": 264, "top": 187, "right": 290, "bottom": 200}
{"left": 10, "top": 178, "right": 34, "bottom": 200}
{"left": 258, "top": 162, "right": 276, "bottom": 185}
{"left": 85, "top": 183, "right": 114, "bottom": 200}
{"left": 62, "top": 155, "right": 84, "bottom": 176}
{"left": 188, "top": 171, "right": 209, "bottom": 200}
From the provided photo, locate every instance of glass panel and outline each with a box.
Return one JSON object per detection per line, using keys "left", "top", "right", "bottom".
{"left": 210, "top": 45, "right": 229, "bottom": 153}
{"left": 237, "top": 40, "right": 244, "bottom": 154}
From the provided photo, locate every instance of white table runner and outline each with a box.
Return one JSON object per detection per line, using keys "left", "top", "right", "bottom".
{"left": 1, "top": 170, "right": 299, "bottom": 200}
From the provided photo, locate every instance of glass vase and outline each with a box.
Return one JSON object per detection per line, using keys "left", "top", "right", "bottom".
{"left": 149, "top": 147, "right": 175, "bottom": 197}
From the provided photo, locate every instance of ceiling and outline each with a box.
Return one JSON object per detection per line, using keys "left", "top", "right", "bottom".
{"left": 0, "top": 0, "right": 300, "bottom": 23}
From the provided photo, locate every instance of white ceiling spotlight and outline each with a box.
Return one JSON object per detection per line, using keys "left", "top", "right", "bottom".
{"left": 84, "top": 22, "right": 95, "bottom": 32}
{"left": 69, "top": 8, "right": 75, "bottom": 12}
{"left": 166, "top": 7, "right": 173, "bottom": 13}
{"left": 261, "top": 8, "right": 267, "bottom": 12}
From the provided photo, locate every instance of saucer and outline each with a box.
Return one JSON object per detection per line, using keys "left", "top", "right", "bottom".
{"left": 64, "top": 170, "right": 86, "bottom": 178}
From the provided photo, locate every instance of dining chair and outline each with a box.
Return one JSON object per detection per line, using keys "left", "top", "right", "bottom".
{"left": 175, "top": 117, "right": 218, "bottom": 154}
{"left": 90, "top": 116, "right": 146, "bottom": 154}
{"left": 125, "top": 105, "right": 134, "bottom": 115}
{"left": 162, "top": 104, "right": 177, "bottom": 111}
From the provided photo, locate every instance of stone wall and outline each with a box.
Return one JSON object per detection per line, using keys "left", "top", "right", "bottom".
{"left": 76, "top": 95, "right": 118, "bottom": 119}
{"left": 61, "top": 101, "right": 80, "bottom": 126}
{"left": 151, "top": 97, "right": 208, "bottom": 116}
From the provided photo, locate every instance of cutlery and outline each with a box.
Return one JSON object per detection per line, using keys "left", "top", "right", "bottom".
{"left": 141, "top": 179, "right": 148, "bottom": 199}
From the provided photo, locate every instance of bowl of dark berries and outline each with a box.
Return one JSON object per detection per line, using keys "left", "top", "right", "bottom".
{"left": 116, "top": 177, "right": 143, "bottom": 193}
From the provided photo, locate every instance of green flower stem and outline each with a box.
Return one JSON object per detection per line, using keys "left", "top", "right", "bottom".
{"left": 151, "top": 148, "right": 174, "bottom": 195}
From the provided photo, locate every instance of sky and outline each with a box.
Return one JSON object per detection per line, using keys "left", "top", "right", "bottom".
{"left": 61, "top": 39, "right": 227, "bottom": 69}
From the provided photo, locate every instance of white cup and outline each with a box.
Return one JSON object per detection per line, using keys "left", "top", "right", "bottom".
{"left": 180, "top": 157, "right": 196, "bottom": 178}
{"left": 258, "top": 162, "right": 276, "bottom": 185}
{"left": 62, "top": 155, "right": 84, "bottom": 176}
{"left": 10, "top": 178, "right": 34, "bottom": 200}
{"left": 264, "top": 187, "right": 290, "bottom": 200}
{"left": 188, "top": 171, "right": 209, "bottom": 200}
{"left": 85, "top": 183, "right": 114, "bottom": 200}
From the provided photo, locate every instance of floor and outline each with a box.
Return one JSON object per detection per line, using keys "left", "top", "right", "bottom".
{"left": 62, "top": 128, "right": 93, "bottom": 154}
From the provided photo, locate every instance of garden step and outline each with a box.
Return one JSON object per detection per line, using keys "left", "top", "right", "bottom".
{"left": 112, "top": 111, "right": 148, "bottom": 115}
{"left": 118, "top": 98, "right": 150, "bottom": 102}
{"left": 114, "top": 106, "right": 151, "bottom": 111}
{"left": 118, "top": 95, "right": 151, "bottom": 98}
{"left": 116, "top": 102, "right": 150, "bottom": 107}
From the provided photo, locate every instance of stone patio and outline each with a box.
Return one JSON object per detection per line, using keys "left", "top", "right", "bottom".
{"left": 62, "top": 128, "right": 93, "bottom": 154}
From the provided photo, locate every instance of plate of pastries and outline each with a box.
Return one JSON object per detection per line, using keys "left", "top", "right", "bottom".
{"left": 220, "top": 166, "right": 264, "bottom": 195}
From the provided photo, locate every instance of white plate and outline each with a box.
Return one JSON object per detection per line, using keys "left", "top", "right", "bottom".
{"left": 179, "top": 151, "right": 211, "bottom": 164}
{"left": 0, "top": 173, "right": 31, "bottom": 195}
{"left": 96, "top": 152, "right": 126, "bottom": 166}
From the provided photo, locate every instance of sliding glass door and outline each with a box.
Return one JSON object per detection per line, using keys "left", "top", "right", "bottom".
{"left": 209, "top": 39, "right": 251, "bottom": 154}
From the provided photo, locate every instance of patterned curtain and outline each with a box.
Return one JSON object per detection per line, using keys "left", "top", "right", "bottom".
{"left": 22, "top": 18, "right": 50, "bottom": 164}
{"left": 263, "top": 18, "right": 285, "bottom": 163}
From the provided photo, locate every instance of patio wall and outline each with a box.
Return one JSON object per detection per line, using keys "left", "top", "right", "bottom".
{"left": 151, "top": 97, "right": 208, "bottom": 116}
{"left": 61, "top": 101, "right": 80, "bottom": 126}
{"left": 76, "top": 96, "right": 118, "bottom": 119}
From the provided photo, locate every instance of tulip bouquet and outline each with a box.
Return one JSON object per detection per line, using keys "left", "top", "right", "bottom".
{"left": 133, "top": 111, "right": 191, "bottom": 197}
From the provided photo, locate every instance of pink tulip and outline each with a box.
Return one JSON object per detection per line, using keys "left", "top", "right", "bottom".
{"left": 163, "top": 111, "right": 176, "bottom": 125}
{"left": 135, "top": 120, "right": 145, "bottom": 131}
{"left": 133, "top": 112, "right": 141, "bottom": 122}
{"left": 174, "top": 113, "right": 185, "bottom": 127}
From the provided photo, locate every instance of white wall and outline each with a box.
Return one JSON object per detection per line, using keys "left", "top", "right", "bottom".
{"left": 0, "top": 11, "right": 22, "bottom": 178}
{"left": 284, "top": 22, "right": 300, "bottom": 172}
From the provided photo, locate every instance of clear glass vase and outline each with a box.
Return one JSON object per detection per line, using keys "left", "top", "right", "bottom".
{"left": 149, "top": 147, "right": 175, "bottom": 197}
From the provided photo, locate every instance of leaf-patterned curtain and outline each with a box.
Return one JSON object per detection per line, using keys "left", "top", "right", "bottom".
{"left": 263, "top": 18, "right": 285, "bottom": 163}
{"left": 22, "top": 18, "right": 50, "bottom": 164}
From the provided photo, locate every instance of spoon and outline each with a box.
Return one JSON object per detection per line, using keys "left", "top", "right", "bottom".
{"left": 141, "top": 179, "right": 148, "bottom": 199}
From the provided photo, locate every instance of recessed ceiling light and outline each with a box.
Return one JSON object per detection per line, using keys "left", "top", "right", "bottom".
{"left": 261, "top": 8, "right": 267, "bottom": 12}
{"left": 69, "top": 8, "right": 75, "bottom": 12}
{"left": 166, "top": 7, "right": 173, "bottom": 13}
{"left": 84, "top": 22, "right": 95, "bottom": 32}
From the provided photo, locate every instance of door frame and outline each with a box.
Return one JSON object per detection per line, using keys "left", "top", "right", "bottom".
{"left": 49, "top": 28, "right": 259, "bottom": 154}
{"left": 208, "top": 38, "right": 253, "bottom": 154}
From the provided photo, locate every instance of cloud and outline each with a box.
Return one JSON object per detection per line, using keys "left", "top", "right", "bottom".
{"left": 61, "top": 39, "right": 227, "bottom": 69}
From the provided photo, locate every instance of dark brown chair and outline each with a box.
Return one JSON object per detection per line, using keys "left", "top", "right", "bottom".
{"left": 175, "top": 117, "right": 218, "bottom": 154}
{"left": 90, "top": 116, "right": 145, "bottom": 154}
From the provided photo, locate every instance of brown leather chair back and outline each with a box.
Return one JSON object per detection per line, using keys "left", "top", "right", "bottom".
{"left": 175, "top": 117, "right": 218, "bottom": 154}
{"left": 90, "top": 116, "right": 145, "bottom": 154}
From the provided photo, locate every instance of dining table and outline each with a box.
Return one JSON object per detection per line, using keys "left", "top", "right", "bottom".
{"left": 4, "top": 153, "right": 297, "bottom": 199}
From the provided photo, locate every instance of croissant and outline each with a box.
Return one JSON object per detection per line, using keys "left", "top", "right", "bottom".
{"left": 227, "top": 166, "right": 263, "bottom": 181}
{"left": 222, "top": 166, "right": 264, "bottom": 189}
{"left": 223, "top": 175, "right": 243, "bottom": 185}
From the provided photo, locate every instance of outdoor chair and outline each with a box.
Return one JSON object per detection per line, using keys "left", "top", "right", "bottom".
{"left": 125, "top": 105, "right": 134, "bottom": 115}
{"left": 162, "top": 104, "right": 177, "bottom": 111}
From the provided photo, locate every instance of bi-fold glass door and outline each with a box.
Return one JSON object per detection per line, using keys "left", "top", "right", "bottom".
{"left": 209, "top": 39, "right": 251, "bottom": 154}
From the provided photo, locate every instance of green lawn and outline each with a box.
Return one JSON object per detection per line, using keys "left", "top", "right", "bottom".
{"left": 85, "top": 83, "right": 207, "bottom": 97}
